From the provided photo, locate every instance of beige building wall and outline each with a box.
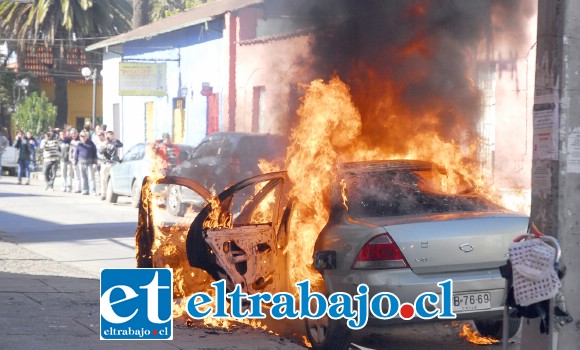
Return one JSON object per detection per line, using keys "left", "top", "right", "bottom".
{"left": 235, "top": 11, "right": 314, "bottom": 136}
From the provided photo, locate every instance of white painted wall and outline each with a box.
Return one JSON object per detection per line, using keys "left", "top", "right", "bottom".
{"left": 99, "top": 27, "right": 227, "bottom": 152}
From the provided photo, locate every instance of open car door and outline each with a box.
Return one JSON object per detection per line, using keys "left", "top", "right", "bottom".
{"left": 186, "top": 172, "right": 290, "bottom": 295}
{"left": 135, "top": 176, "right": 214, "bottom": 297}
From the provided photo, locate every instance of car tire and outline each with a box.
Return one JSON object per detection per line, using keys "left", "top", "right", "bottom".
{"left": 106, "top": 178, "right": 118, "bottom": 203}
{"left": 304, "top": 315, "right": 351, "bottom": 350}
{"left": 474, "top": 316, "right": 521, "bottom": 339}
{"left": 166, "top": 185, "right": 185, "bottom": 217}
{"left": 131, "top": 180, "right": 141, "bottom": 208}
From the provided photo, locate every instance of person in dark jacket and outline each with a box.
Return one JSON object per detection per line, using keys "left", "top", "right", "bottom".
{"left": 97, "top": 130, "right": 123, "bottom": 200}
{"left": 13, "top": 131, "right": 31, "bottom": 185}
{"left": 25, "top": 131, "right": 38, "bottom": 171}
{"left": 75, "top": 131, "right": 98, "bottom": 195}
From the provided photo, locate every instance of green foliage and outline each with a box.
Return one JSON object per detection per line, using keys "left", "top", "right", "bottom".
{"left": 0, "top": 0, "right": 132, "bottom": 50}
{"left": 150, "top": 0, "right": 215, "bottom": 22}
{"left": 0, "top": 71, "right": 17, "bottom": 110}
{"left": 12, "top": 91, "right": 57, "bottom": 136}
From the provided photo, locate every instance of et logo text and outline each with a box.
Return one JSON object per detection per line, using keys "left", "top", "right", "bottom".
{"left": 100, "top": 268, "right": 173, "bottom": 340}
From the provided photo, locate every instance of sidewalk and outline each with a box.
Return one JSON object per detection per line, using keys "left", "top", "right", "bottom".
{"left": 0, "top": 237, "right": 305, "bottom": 350}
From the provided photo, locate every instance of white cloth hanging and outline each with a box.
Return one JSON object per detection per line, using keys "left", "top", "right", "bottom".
{"left": 509, "top": 238, "right": 561, "bottom": 307}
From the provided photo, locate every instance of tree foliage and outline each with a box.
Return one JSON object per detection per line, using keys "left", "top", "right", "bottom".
{"left": 0, "top": 0, "right": 132, "bottom": 127}
{"left": 0, "top": 71, "right": 16, "bottom": 113}
{"left": 0, "top": 0, "right": 132, "bottom": 51}
{"left": 150, "top": 0, "right": 215, "bottom": 22}
{"left": 12, "top": 91, "right": 57, "bottom": 136}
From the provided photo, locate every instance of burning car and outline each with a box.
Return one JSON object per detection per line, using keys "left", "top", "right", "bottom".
{"left": 136, "top": 159, "right": 528, "bottom": 349}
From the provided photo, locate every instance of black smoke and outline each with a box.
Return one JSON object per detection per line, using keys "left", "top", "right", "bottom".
{"left": 273, "top": 0, "right": 533, "bottom": 156}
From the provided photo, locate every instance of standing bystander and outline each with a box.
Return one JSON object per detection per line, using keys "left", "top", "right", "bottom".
{"left": 25, "top": 131, "right": 38, "bottom": 171}
{"left": 155, "top": 133, "right": 180, "bottom": 176}
{"left": 97, "top": 130, "right": 123, "bottom": 200}
{"left": 75, "top": 131, "right": 97, "bottom": 195}
{"left": 68, "top": 129, "right": 82, "bottom": 193}
{"left": 13, "top": 131, "right": 31, "bottom": 185}
{"left": 40, "top": 131, "right": 60, "bottom": 191}
{"left": 58, "top": 129, "right": 73, "bottom": 192}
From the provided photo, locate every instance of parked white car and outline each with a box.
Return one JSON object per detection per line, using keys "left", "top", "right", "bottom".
{"left": 1, "top": 146, "right": 19, "bottom": 176}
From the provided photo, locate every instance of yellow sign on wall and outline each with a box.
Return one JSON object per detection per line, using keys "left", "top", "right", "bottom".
{"left": 119, "top": 62, "right": 167, "bottom": 96}
{"left": 145, "top": 102, "right": 155, "bottom": 142}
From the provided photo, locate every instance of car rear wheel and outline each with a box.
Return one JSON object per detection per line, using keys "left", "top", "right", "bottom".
{"left": 474, "top": 316, "right": 521, "bottom": 339}
{"left": 131, "top": 180, "right": 141, "bottom": 208}
{"left": 106, "top": 178, "right": 118, "bottom": 203}
{"left": 304, "top": 315, "right": 351, "bottom": 350}
{"left": 166, "top": 185, "right": 185, "bottom": 217}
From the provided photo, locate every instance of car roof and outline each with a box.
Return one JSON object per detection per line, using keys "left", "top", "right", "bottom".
{"left": 200, "top": 132, "right": 285, "bottom": 144}
{"left": 131, "top": 142, "right": 193, "bottom": 149}
{"left": 339, "top": 160, "right": 436, "bottom": 173}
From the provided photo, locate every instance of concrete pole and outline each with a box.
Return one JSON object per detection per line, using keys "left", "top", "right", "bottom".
{"left": 92, "top": 68, "right": 98, "bottom": 129}
{"left": 525, "top": 0, "right": 580, "bottom": 349}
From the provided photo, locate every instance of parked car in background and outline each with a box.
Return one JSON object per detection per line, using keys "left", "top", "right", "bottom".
{"left": 137, "top": 159, "right": 529, "bottom": 349}
{"left": 1, "top": 146, "right": 19, "bottom": 176}
{"left": 165, "top": 132, "right": 287, "bottom": 216}
{"left": 105, "top": 142, "right": 193, "bottom": 207}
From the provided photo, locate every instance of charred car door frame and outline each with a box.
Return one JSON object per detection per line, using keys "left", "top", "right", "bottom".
{"left": 136, "top": 176, "right": 213, "bottom": 268}
{"left": 186, "top": 172, "right": 289, "bottom": 294}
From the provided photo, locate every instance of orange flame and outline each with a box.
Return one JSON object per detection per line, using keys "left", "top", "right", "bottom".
{"left": 458, "top": 323, "right": 500, "bottom": 345}
{"left": 203, "top": 195, "right": 233, "bottom": 230}
{"left": 340, "top": 178, "right": 349, "bottom": 211}
{"left": 284, "top": 77, "right": 362, "bottom": 292}
{"left": 283, "top": 74, "right": 528, "bottom": 297}
{"left": 302, "top": 335, "right": 312, "bottom": 348}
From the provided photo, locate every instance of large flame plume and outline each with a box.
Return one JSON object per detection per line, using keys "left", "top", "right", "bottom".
{"left": 284, "top": 77, "right": 362, "bottom": 290}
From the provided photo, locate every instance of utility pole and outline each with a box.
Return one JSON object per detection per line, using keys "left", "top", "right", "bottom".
{"left": 81, "top": 67, "right": 98, "bottom": 128}
{"left": 525, "top": 0, "right": 580, "bottom": 349}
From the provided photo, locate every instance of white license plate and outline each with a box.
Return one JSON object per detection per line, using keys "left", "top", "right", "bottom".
{"left": 453, "top": 292, "right": 491, "bottom": 312}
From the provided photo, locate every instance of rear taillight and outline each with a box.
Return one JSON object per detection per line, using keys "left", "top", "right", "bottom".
{"left": 352, "top": 234, "right": 409, "bottom": 270}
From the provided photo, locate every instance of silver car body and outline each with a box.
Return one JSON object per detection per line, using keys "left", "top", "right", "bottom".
{"left": 317, "top": 212, "right": 526, "bottom": 324}
{"left": 109, "top": 143, "right": 193, "bottom": 206}
{"left": 314, "top": 160, "right": 527, "bottom": 323}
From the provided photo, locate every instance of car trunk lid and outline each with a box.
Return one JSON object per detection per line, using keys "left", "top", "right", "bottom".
{"left": 359, "top": 211, "right": 528, "bottom": 274}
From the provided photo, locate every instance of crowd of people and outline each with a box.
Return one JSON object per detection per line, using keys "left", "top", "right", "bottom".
{"left": 6, "top": 122, "right": 123, "bottom": 200}
{"left": 1, "top": 122, "right": 185, "bottom": 203}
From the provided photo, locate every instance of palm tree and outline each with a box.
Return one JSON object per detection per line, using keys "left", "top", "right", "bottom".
{"left": 150, "top": 0, "right": 214, "bottom": 22}
{"left": 0, "top": 0, "right": 132, "bottom": 128}
{"left": 133, "top": 0, "right": 149, "bottom": 28}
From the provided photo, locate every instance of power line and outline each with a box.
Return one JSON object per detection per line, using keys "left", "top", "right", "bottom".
{"left": 1, "top": 36, "right": 114, "bottom": 42}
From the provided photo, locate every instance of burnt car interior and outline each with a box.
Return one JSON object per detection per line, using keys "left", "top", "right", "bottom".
{"left": 343, "top": 167, "right": 500, "bottom": 219}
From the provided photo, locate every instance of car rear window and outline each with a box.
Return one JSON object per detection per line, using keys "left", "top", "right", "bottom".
{"left": 343, "top": 169, "right": 498, "bottom": 218}
{"left": 190, "top": 138, "right": 231, "bottom": 160}
{"left": 237, "top": 137, "right": 286, "bottom": 170}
